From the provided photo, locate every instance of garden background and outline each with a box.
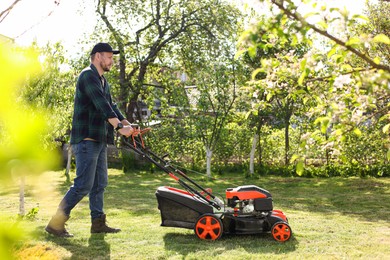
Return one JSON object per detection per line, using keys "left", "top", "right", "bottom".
{"left": 1, "top": 0, "right": 389, "bottom": 259}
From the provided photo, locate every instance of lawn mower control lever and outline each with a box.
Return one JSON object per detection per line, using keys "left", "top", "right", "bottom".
{"left": 130, "top": 126, "right": 151, "bottom": 148}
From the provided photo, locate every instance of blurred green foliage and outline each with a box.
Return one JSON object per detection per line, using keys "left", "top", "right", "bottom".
{"left": 0, "top": 43, "right": 60, "bottom": 259}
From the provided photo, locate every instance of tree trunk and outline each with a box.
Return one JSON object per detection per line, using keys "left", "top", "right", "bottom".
{"left": 126, "top": 98, "right": 142, "bottom": 123}
{"left": 285, "top": 121, "right": 290, "bottom": 166}
{"left": 206, "top": 146, "right": 212, "bottom": 177}
{"left": 19, "top": 175, "right": 25, "bottom": 216}
{"left": 257, "top": 120, "right": 264, "bottom": 167}
{"left": 325, "top": 132, "right": 330, "bottom": 166}
{"left": 249, "top": 133, "right": 259, "bottom": 175}
{"left": 118, "top": 56, "right": 128, "bottom": 114}
{"left": 258, "top": 132, "right": 263, "bottom": 166}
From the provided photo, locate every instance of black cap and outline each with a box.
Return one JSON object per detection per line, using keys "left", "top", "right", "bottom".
{"left": 90, "top": 43, "right": 120, "bottom": 55}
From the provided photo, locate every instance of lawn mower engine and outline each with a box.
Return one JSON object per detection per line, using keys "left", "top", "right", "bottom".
{"left": 221, "top": 185, "right": 290, "bottom": 241}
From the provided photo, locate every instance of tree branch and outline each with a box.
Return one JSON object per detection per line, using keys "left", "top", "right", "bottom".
{"left": 306, "top": 68, "right": 376, "bottom": 83}
{"left": 8, "top": 0, "right": 61, "bottom": 39}
{"left": 271, "top": 0, "right": 390, "bottom": 73}
{"left": 0, "top": 0, "right": 21, "bottom": 23}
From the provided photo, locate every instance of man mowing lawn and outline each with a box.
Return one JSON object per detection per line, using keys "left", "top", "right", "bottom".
{"left": 45, "top": 42, "right": 136, "bottom": 237}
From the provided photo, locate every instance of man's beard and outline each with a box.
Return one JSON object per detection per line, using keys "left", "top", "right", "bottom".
{"left": 101, "top": 61, "right": 111, "bottom": 72}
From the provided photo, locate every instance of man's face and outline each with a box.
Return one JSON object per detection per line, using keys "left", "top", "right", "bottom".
{"left": 98, "top": 52, "right": 114, "bottom": 72}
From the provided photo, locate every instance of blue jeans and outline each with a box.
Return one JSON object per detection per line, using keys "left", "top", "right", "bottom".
{"left": 58, "top": 140, "right": 108, "bottom": 220}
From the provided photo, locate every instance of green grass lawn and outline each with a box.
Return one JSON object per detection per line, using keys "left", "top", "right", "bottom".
{"left": 1, "top": 169, "right": 389, "bottom": 259}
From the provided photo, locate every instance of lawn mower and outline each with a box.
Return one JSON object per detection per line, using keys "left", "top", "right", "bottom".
{"left": 122, "top": 127, "right": 292, "bottom": 242}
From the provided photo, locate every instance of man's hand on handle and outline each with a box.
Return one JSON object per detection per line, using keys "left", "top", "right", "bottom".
{"left": 108, "top": 118, "right": 150, "bottom": 138}
{"left": 118, "top": 125, "right": 135, "bottom": 137}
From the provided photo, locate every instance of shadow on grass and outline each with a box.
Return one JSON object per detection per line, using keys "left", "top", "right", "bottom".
{"left": 163, "top": 232, "right": 298, "bottom": 257}
{"left": 45, "top": 232, "right": 110, "bottom": 259}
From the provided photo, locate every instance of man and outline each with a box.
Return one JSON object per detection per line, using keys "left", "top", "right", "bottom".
{"left": 45, "top": 42, "right": 135, "bottom": 237}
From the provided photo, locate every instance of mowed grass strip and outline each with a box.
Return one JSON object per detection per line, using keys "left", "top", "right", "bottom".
{"left": 1, "top": 169, "right": 389, "bottom": 259}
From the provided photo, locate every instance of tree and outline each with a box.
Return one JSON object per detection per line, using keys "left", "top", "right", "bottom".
{"left": 247, "top": 0, "right": 390, "bottom": 173}
{"left": 20, "top": 42, "right": 78, "bottom": 181}
{"left": 182, "top": 52, "right": 244, "bottom": 177}
{"left": 238, "top": 14, "right": 312, "bottom": 168}
{"left": 264, "top": 0, "right": 390, "bottom": 72}
{"left": 22, "top": 42, "right": 76, "bottom": 144}
{"left": 359, "top": 0, "right": 390, "bottom": 65}
{"left": 93, "top": 0, "right": 242, "bottom": 123}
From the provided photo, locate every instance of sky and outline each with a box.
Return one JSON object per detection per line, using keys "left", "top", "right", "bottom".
{"left": 0, "top": 0, "right": 96, "bottom": 51}
{"left": 0, "top": 0, "right": 367, "bottom": 55}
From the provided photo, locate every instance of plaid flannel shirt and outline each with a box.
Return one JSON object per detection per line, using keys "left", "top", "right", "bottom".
{"left": 70, "top": 64, "right": 125, "bottom": 144}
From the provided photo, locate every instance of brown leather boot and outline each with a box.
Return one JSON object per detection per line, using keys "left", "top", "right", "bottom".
{"left": 91, "top": 214, "right": 121, "bottom": 233}
{"left": 45, "top": 213, "right": 73, "bottom": 237}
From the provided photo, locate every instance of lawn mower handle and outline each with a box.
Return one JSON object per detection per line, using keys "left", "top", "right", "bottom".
{"left": 121, "top": 128, "right": 222, "bottom": 210}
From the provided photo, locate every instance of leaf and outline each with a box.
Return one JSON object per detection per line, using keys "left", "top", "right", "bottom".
{"left": 234, "top": 49, "right": 246, "bottom": 59}
{"left": 260, "top": 59, "right": 268, "bottom": 68}
{"left": 373, "top": 57, "right": 381, "bottom": 64}
{"left": 316, "top": 20, "right": 328, "bottom": 30}
{"left": 300, "top": 58, "right": 307, "bottom": 70}
{"left": 245, "top": 111, "right": 252, "bottom": 120}
{"left": 383, "top": 124, "right": 390, "bottom": 134}
{"left": 266, "top": 92, "right": 273, "bottom": 101}
{"left": 314, "top": 117, "right": 330, "bottom": 134}
{"left": 298, "top": 68, "right": 310, "bottom": 86}
{"left": 387, "top": 149, "right": 390, "bottom": 161}
{"left": 341, "top": 64, "right": 353, "bottom": 71}
{"left": 290, "top": 154, "right": 299, "bottom": 163}
{"left": 298, "top": 72, "right": 305, "bottom": 86}
{"left": 327, "top": 46, "right": 337, "bottom": 59}
{"left": 353, "top": 128, "right": 362, "bottom": 136}
{"left": 334, "top": 129, "right": 343, "bottom": 136}
{"left": 296, "top": 160, "right": 304, "bottom": 176}
{"left": 334, "top": 54, "right": 344, "bottom": 63}
{"left": 298, "top": 59, "right": 308, "bottom": 86}
{"left": 251, "top": 68, "right": 265, "bottom": 80}
{"left": 291, "top": 34, "right": 298, "bottom": 46}
{"left": 346, "top": 37, "right": 361, "bottom": 46}
{"left": 373, "top": 34, "right": 390, "bottom": 45}
{"left": 247, "top": 46, "right": 257, "bottom": 59}
{"left": 303, "top": 12, "right": 319, "bottom": 19}
{"left": 379, "top": 114, "right": 390, "bottom": 122}
{"left": 352, "top": 14, "right": 369, "bottom": 22}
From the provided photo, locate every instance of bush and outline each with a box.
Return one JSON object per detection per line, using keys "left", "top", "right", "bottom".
{"left": 256, "top": 164, "right": 296, "bottom": 177}
{"left": 299, "top": 164, "right": 390, "bottom": 178}
{"left": 121, "top": 149, "right": 152, "bottom": 173}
